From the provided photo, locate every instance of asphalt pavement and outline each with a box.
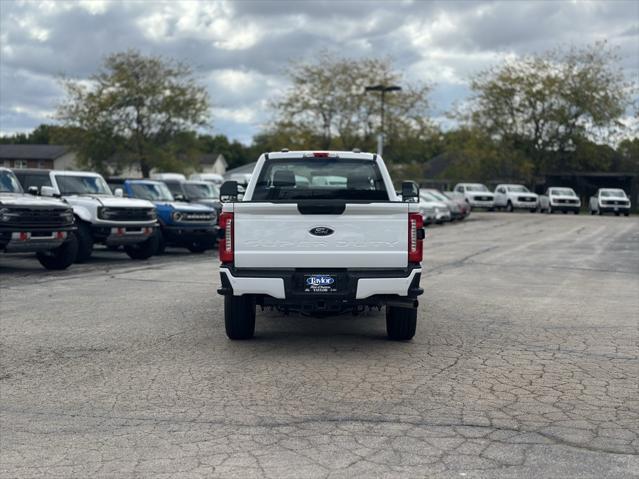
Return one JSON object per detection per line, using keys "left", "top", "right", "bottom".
{"left": 1, "top": 213, "right": 638, "bottom": 478}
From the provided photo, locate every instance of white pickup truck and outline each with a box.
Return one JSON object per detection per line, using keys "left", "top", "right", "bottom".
{"left": 589, "top": 188, "right": 631, "bottom": 216}
{"left": 216, "top": 151, "right": 424, "bottom": 341}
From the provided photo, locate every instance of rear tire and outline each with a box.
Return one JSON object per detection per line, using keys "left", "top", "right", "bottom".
{"left": 36, "top": 232, "right": 78, "bottom": 270}
{"left": 386, "top": 305, "right": 417, "bottom": 341}
{"left": 124, "top": 234, "right": 158, "bottom": 260}
{"left": 624, "top": 212, "right": 630, "bottom": 217}
{"left": 225, "top": 295, "right": 256, "bottom": 340}
{"left": 506, "top": 201, "right": 514, "bottom": 212}
{"left": 75, "top": 222, "right": 94, "bottom": 263}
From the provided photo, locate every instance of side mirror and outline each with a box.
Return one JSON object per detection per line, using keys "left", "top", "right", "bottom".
{"left": 220, "top": 180, "right": 239, "bottom": 202}
{"left": 401, "top": 181, "right": 419, "bottom": 202}
{"left": 174, "top": 194, "right": 187, "bottom": 202}
{"left": 28, "top": 186, "right": 39, "bottom": 196}
{"left": 40, "top": 186, "right": 55, "bottom": 197}
{"left": 114, "top": 188, "right": 124, "bottom": 198}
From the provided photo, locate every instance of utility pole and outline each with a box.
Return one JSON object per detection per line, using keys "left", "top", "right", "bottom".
{"left": 365, "top": 84, "right": 401, "bottom": 156}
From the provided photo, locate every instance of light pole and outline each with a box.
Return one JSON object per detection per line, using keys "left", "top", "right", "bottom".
{"left": 365, "top": 84, "right": 401, "bottom": 156}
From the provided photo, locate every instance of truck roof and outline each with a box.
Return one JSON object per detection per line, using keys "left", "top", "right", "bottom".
{"left": 54, "top": 170, "right": 101, "bottom": 176}
{"left": 126, "top": 179, "right": 163, "bottom": 185}
{"left": 266, "top": 150, "right": 377, "bottom": 161}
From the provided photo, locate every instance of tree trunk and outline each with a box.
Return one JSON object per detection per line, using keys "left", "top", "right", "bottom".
{"left": 140, "top": 160, "right": 150, "bottom": 178}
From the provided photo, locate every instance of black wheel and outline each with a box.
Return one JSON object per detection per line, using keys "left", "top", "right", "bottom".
{"left": 573, "top": 210, "right": 579, "bottom": 215}
{"left": 615, "top": 211, "right": 620, "bottom": 216}
{"left": 386, "top": 305, "right": 417, "bottom": 340}
{"left": 562, "top": 210, "right": 567, "bottom": 214}
{"left": 155, "top": 229, "right": 166, "bottom": 255}
{"left": 590, "top": 209, "right": 596, "bottom": 215}
{"left": 624, "top": 212, "right": 629, "bottom": 217}
{"left": 36, "top": 232, "right": 78, "bottom": 270}
{"left": 530, "top": 208, "right": 537, "bottom": 213}
{"left": 598, "top": 209, "right": 603, "bottom": 216}
{"left": 488, "top": 207, "right": 495, "bottom": 212}
{"left": 506, "top": 201, "right": 514, "bottom": 212}
{"left": 75, "top": 222, "right": 94, "bottom": 263}
{"left": 187, "top": 242, "right": 207, "bottom": 253}
{"left": 124, "top": 234, "right": 158, "bottom": 260}
{"left": 224, "top": 295, "right": 256, "bottom": 340}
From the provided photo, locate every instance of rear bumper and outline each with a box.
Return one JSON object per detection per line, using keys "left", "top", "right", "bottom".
{"left": 218, "top": 266, "right": 423, "bottom": 311}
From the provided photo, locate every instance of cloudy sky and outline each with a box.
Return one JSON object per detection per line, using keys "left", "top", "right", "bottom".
{"left": 1, "top": 0, "right": 637, "bottom": 143}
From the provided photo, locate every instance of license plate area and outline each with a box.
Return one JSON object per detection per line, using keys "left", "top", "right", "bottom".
{"left": 295, "top": 272, "right": 344, "bottom": 294}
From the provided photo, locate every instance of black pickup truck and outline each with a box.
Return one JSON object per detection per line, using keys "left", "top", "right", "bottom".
{"left": 0, "top": 168, "right": 77, "bottom": 269}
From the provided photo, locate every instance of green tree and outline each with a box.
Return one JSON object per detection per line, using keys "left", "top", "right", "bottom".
{"left": 467, "top": 42, "right": 632, "bottom": 175}
{"left": 438, "top": 128, "right": 533, "bottom": 182}
{"left": 0, "top": 124, "right": 60, "bottom": 144}
{"left": 56, "top": 50, "right": 210, "bottom": 177}
{"left": 618, "top": 138, "right": 639, "bottom": 173}
{"left": 197, "top": 134, "right": 254, "bottom": 169}
{"left": 269, "top": 52, "right": 433, "bottom": 159}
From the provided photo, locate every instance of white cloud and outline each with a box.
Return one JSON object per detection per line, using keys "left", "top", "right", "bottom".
{"left": 213, "top": 106, "right": 259, "bottom": 124}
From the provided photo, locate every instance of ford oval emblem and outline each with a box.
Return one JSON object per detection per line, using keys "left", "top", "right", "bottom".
{"left": 309, "top": 226, "right": 334, "bottom": 237}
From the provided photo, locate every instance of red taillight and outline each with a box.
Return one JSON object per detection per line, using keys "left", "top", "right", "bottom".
{"left": 313, "top": 152, "right": 329, "bottom": 157}
{"left": 408, "top": 212, "right": 423, "bottom": 263}
{"left": 218, "top": 212, "right": 234, "bottom": 263}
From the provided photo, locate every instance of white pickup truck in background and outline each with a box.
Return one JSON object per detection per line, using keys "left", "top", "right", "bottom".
{"left": 589, "top": 188, "right": 631, "bottom": 216}
{"left": 216, "top": 151, "right": 424, "bottom": 341}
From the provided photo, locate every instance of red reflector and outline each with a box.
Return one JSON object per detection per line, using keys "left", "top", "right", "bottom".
{"left": 56, "top": 231, "right": 66, "bottom": 239}
{"left": 218, "top": 212, "right": 234, "bottom": 263}
{"left": 313, "top": 152, "right": 329, "bottom": 157}
{"left": 117, "top": 228, "right": 124, "bottom": 236}
{"left": 19, "top": 232, "right": 29, "bottom": 241}
{"left": 408, "top": 212, "right": 423, "bottom": 263}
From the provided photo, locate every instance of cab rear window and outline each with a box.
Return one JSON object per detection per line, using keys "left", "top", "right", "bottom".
{"left": 252, "top": 158, "right": 388, "bottom": 201}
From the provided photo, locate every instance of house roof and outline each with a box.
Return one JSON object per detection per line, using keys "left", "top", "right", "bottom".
{"left": 0, "top": 144, "right": 70, "bottom": 160}
{"left": 199, "top": 153, "right": 227, "bottom": 167}
{"left": 225, "top": 161, "right": 256, "bottom": 176}
{"left": 423, "top": 153, "right": 454, "bottom": 178}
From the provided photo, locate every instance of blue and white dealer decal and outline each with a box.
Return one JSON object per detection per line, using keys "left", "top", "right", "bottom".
{"left": 304, "top": 274, "right": 337, "bottom": 293}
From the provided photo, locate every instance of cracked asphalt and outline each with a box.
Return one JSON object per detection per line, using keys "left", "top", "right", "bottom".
{"left": 1, "top": 213, "right": 638, "bottom": 478}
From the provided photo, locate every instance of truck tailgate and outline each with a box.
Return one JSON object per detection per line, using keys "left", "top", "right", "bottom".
{"left": 233, "top": 202, "right": 408, "bottom": 268}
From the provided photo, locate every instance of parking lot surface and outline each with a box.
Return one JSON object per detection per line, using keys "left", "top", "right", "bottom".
{"left": 1, "top": 213, "right": 638, "bottom": 478}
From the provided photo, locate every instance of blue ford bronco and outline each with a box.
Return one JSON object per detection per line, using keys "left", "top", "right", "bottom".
{"left": 121, "top": 179, "right": 219, "bottom": 254}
